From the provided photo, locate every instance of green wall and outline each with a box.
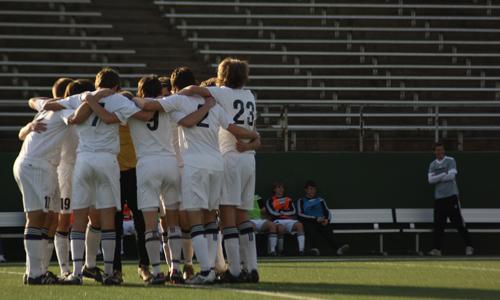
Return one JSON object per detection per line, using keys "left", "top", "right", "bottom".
{"left": 2, "top": 152, "right": 500, "bottom": 212}
{"left": 256, "top": 152, "right": 500, "bottom": 209}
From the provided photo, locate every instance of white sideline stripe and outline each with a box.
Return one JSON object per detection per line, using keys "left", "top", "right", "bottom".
{"left": 187, "top": 285, "right": 325, "bottom": 300}
{"left": 0, "top": 269, "right": 324, "bottom": 300}
{"left": 0, "top": 270, "right": 24, "bottom": 275}
{"left": 365, "top": 262, "right": 500, "bottom": 273}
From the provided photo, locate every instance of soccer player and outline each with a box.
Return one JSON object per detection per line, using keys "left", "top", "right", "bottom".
{"left": 161, "top": 73, "right": 195, "bottom": 281}
{"left": 14, "top": 83, "right": 91, "bottom": 285}
{"left": 56, "top": 79, "right": 96, "bottom": 279}
{"left": 296, "top": 181, "right": 350, "bottom": 256}
{"left": 135, "top": 66, "right": 259, "bottom": 285}
{"left": 44, "top": 68, "right": 152, "bottom": 285}
{"left": 265, "top": 183, "right": 306, "bottom": 255}
{"left": 427, "top": 143, "right": 474, "bottom": 256}
{"left": 21, "top": 77, "right": 73, "bottom": 281}
{"left": 129, "top": 76, "right": 181, "bottom": 284}
{"left": 179, "top": 58, "right": 261, "bottom": 282}
{"left": 113, "top": 90, "right": 150, "bottom": 284}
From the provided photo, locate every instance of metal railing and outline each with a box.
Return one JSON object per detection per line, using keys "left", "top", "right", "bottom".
{"left": 258, "top": 100, "right": 500, "bottom": 152}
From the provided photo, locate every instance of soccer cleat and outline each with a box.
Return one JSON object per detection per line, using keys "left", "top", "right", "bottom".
{"left": 427, "top": 249, "right": 442, "bottom": 256}
{"left": 217, "top": 270, "right": 243, "bottom": 284}
{"left": 465, "top": 246, "right": 474, "bottom": 256}
{"left": 336, "top": 244, "right": 350, "bottom": 256}
{"left": 82, "top": 265, "right": 104, "bottom": 282}
{"left": 169, "top": 269, "right": 184, "bottom": 284}
{"left": 298, "top": 251, "right": 305, "bottom": 256}
{"left": 247, "top": 269, "right": 259, "bottom": 283}
{"left": 0, "top": 254, "right": 6, "bottom": 263}
{"left": 59, "top": 272, "right": 71, "bottom": 282}
{"left": 268, "top": 251, "right": 277, "bottom": 257}
{"left": 138, "top": 265, "right": 153, "bottom": 282}
{"left": 44, "top": 271, "right": 59, "bottom": 283}
{"left": 185, "top": 270, "right": 216, "bottom": 285}
{"left": 147, "top": 272, "right": 167, "bottom": 285}
{"left": 102, "top": 272, "right": 122, "bottom": 285}
{"left": 182, "top": 264, "right": 195, "bottom": 280}
{"left": 113, "top": 270, "right": 124, "bottom": 284}
{"left": 60, "top": 274, "right": 83, "bottom": 285}
{"left": 26, "top": 274, "right": 58, "bottom": 285}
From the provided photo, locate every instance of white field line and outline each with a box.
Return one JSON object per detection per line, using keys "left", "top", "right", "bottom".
{"left": 0, "top": 269, "right": 326, "bottom": 300}
{"left": 182, "top": 284, "right": 327, "bottom": 300}
{"left": 0, "top": 270, "right": 23, "bottom": 275}
{"left": 362, "top": 261, "right": 500, "bottom": 273}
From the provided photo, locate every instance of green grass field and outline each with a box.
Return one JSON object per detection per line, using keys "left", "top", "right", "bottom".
{"left": 1, "top": 257, "right": 500, "bottom": 300}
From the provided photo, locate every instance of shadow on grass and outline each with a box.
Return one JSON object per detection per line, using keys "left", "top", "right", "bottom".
{"left": 231, "top": 282, "right": 500, "bottom": 299}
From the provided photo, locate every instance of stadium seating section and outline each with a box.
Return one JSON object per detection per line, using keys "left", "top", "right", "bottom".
{"left": 1, "top": 0, "right": 500, "bottom": 151}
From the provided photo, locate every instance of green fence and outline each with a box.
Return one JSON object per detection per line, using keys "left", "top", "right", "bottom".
{"left": 2, "top": 152, "right": 500, "bottom": 212}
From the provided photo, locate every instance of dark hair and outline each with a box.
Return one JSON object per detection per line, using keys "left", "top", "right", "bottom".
{"left": 52, "top": 77, "right": 73, "bottom": 98}
{"left": 137, "top": 75, "right": 162, "bottom": 98}
{"left": 158, "top": 76, "right": 171, "bottom": 90}
{"left": 95, "top": 67, "right": 120, "bottom": 89}
{"left": 200, "top": 77, "right": 217, "bottom": 88}
{"left": 170, "top": 66, "right": 196, "bottom": 91}
{"left": 304, "top": 180, "right": 317, "bottom": 189}
{"left": 217, "top": 57, "right": 249, "bottom": 89}
{"left": 434, "top": 142, "right": 445, "bottom": 150}
{"left": 64, "top": 79, "right": 95, "bottom": 97}
{"left": 272, "top": 182, "right": 284, "bottom": 191}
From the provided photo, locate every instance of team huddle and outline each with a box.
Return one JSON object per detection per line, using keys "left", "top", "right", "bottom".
{"left": 13, "top": 58, "right": 261, "bottom": 285}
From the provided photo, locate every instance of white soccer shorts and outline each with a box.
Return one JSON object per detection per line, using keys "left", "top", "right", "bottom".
{"left": 274, "top": 219, "right": 300, "bottom": 234}
{"left": 251, "top": 219, "right": 270, "bottom": 232}
{"left": 56, "top": 162, "right": 74, "bottom": 214}
{"left": 220, "top": 152, "right": 255, "bottom": 210}
{"left": 136, "top": 155, "right": 181, "bottom": 211}
{"left": 13, "top": 157, "right": 57, "bottom": 213}
{"left": 180, "top": 165, "right": 223, "bottom": 211}
{"left": 71, "top": 152, "right": 121, "bottom": 210}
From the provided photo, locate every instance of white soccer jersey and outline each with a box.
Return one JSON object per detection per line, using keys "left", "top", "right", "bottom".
{"left": 60, "top": 126, "right": 78, "bottom": 165}
{"left": 128, "top": 99, "right": 176, "bottom": 159}
{"left": 207, "top": 86, "right": 256, "bottom": 155}
{"left": 57, "top": 93, "right": 140, "bottom": 154}
{"left": 18, "top": 99, "right": 74, "bottom": 163}
{"left": 158, "top": 94, "right": 233, "bottom": 171}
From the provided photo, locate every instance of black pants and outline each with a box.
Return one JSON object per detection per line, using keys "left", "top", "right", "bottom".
{"left": 433, "top": 195, "right": 472, "bottom": 250}
{"left": 302, "top": 219, "right": 339, "bottom": 253}
{"left": 113, "top": 168, "right": 149, "bottom": 271}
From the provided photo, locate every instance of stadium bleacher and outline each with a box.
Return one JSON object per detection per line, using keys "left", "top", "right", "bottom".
{"left": 153, "top": 0, "right": 500, "bottom": 151}
{"left": 1, "top": 0, "right": 500, "bottom": 152}
{"left": 0, "top": 0, "right": 208, "bottom": 151}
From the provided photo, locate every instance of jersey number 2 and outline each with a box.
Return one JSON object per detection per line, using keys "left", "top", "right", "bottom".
{"left": 91, "top": 103, "right": 106, "bottom": 126}
{"left": 196, "top": 104, "right": 209, "bottom": 128}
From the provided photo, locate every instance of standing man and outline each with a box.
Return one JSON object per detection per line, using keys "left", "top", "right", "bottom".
{"left": 114, "top": 91, "right": 151, "bottom": 283}
{"left": 179, "top": 58, "right": 261, "bottom": 283}
{"left": 14, "top": 87, "right": 90, "bottom": 285}
{"left": 427, "top": 143, "right": 473, "bottom": 256}
{"left": 45, "top": 68, "right": 151, "bottom": 285}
